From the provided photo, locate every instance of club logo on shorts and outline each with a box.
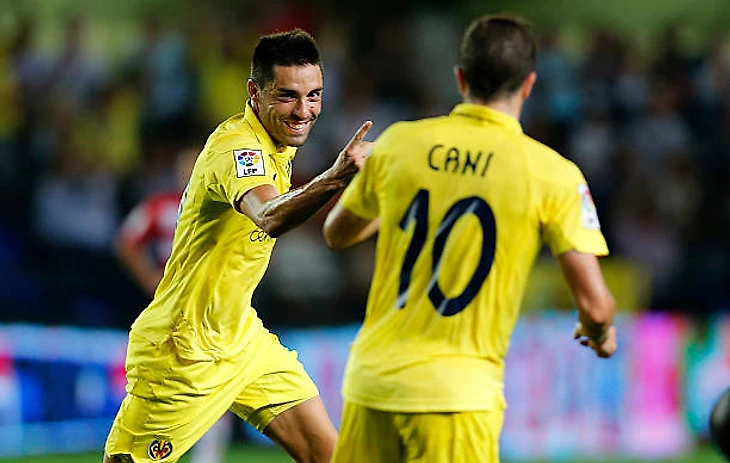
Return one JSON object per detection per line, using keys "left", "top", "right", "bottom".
{"left": 234, "top": 149, "right": 265, "bottom": 177}
{"left": 147, "top": 438, "right": 173, "bottom": 460}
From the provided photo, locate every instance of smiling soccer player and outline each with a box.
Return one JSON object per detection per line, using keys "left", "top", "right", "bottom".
{"left": 104, "top": 29, "right": 372, "bottom": 463}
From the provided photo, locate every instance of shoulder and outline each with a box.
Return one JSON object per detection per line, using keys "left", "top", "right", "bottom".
{"left": 204, "top": 113, "right": 262, "bottom": 156}
{"left": 199, "top": 119, "right": 266, "bottom": 177}
{"left": 518, "top": 134, "right": 583, "bottom": 184}
{"left": 385, "top": 116, "right": 449, "bottom": 135}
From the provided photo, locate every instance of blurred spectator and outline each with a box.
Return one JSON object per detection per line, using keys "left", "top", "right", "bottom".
{"left": 627, "top": 82, "right": 692, "bottom": 175}
{"left": 529, "top": 30, "right": 581, "bottom": 142}
{"left": 47, "top": 16, "right": 107, "bottom": 115}
{"left": 32, "top": 141, "right": 119, "bottom": 252}
{"left": 9, "top": 17, "right": 49, "bottom": 119}
{"left": 4, "top": 17, "right": 48, "bottom": 229}
{"left": 133, "top": 15, "right": 199, "bottom": 156}
{"left": 611, "top": 179, "right": 681, "bottom": 308}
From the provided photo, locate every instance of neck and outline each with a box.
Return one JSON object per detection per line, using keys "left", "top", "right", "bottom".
{"left": 465, "top": 93, "right": 523, "bottom": 121}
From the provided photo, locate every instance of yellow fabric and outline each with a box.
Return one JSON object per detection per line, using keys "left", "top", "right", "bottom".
{"left": 129, "top": 101, "right": 296, "bottom": 366}
{"left": 105, "top": 327, "right": 318, "bottom": 462}
{"left": 339, "top": 103, "right": 609, "bottom": 413}
{"left": 332, "top": 401, "right": 503, "bottom": 463}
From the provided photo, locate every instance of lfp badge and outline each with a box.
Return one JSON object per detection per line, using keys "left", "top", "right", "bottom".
{"left": 578, "top": 183, "right": 600, "bottom": 230}
{"left": 234, "top": 149, "right": 265, "bottom": 177}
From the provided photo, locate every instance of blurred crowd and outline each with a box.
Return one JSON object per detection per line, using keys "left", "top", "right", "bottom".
{"left": 1, "top": 4, "right": 729, "bottom": 329}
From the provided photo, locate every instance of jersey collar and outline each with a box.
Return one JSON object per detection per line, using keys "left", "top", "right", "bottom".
{"left": 450, "top": 103, "right": 523, "bottom": 133}
{"left": 243, "top": 100, "right": 297, "bottom": 161}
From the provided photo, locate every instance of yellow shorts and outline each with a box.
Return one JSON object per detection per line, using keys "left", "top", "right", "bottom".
{"left": 105, "top": 328, "right": 318, "bottom": 463}
{"left": 332, "top": 401, "right": 504, "bottom": 463}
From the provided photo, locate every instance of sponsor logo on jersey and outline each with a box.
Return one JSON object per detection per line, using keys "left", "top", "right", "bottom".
{"left": 249, "top": 229, "right": 273, "bottom": 243}
{"left": 234, "top": 149, "right": 265, "bottom": 177}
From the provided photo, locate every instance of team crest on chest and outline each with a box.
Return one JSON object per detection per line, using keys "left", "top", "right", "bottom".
{"left": 147, "top": 438, "right": 173, "bottom": 460}
{"left": 234, "top": 149, "right": 265, "bottom": 177}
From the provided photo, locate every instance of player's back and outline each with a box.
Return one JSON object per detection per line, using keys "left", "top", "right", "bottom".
{"left": 341, "top": 103, "right": 592, "bottom": 412}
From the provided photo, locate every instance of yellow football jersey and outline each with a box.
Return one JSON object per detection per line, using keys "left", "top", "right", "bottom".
{"left": 339, "top": 103, "right": 609, "bottom": 412}
{"left": 129, "top": 102, "right": 296, "bottom": 363}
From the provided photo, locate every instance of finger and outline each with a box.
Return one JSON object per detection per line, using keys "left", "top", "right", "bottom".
{"left": 355, "top": 120, "right": 373, "bottom": 139}
{"left": 344, "top": 121, "right": 373, "bottom": 148}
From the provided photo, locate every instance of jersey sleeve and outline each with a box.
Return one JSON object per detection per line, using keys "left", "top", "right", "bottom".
{"left": 540, "top": 163, "right": 609, "bottom": 257}
{"left": 339, "top": 150, "right": 381, "bottom": 220}
{"left": 208, "top": 144, "right": 278, "bottom": 208}
{"left": 118, "top": 201, "right": 155, "bottom": 247}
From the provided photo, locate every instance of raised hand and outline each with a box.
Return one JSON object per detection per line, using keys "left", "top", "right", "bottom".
{"left": 328, "top": 121, "right": 373, "bottom": 182}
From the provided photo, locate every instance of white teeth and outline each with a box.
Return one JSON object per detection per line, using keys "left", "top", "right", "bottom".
{"left": 285, "top": 121, "right": 307, "bottom": 131}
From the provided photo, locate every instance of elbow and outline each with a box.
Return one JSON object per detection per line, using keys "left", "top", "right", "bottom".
{"left": 327, "top": 239, "right": 348, "bottom": 251}
{"left": 256, "top": 215, "right": 286, "bottom": 239}
{"left": 322, "top": 229, "right": 346, "bottom": 251}
{"left": 322, "top": 220, "right": 349, "bottom": 251}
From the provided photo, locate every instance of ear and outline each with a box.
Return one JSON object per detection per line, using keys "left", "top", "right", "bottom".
{"left": 454, "top": 66, "right": 468, "bottom": 97}
{"left": 521, "top": 71, "right": 537, "bottom": 100}
{"left": 247, "top": 79, "right": 260, "bottom": 110}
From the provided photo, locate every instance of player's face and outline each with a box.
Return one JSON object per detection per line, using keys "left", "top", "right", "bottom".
{"left": 252, "top": 64, "right": 323, "bottom": 148}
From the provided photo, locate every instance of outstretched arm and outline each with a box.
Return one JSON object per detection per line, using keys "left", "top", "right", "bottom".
{"left": 236, "top": 121, "right": 372, "bottom": 237}
{"left": 558, "top": 250, "right": 617, "bottom": 358}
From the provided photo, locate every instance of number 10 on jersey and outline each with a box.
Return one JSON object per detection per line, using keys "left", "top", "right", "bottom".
{"left": 397, "top": 189, "right": 497, "bottom": 316}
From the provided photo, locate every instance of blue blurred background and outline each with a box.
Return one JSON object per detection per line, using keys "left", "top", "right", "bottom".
{"left": 1, "top": 0, "right": 730, "bottom": 460}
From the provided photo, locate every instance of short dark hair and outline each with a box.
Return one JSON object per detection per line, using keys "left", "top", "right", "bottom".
{"left": 459, "top": 14, "right": 536, "bottom": 102}
{"left": 251, "top": 28, "right": 322, "bottom": 86}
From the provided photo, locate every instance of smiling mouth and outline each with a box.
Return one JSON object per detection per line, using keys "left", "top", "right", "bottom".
{"left": 283, "top": 120, "right": 310, "bottom": 134}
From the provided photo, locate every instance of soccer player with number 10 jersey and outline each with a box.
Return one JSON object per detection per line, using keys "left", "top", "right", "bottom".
{"left": 324, "top": 14, "right": 618, "bottom": 463}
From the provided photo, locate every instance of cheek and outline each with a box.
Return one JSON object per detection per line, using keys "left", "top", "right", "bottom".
{"left": 270, "top": 103, "right": 293, "bottom": 120}
{"left": 263, "top": 107, "right": 283, "bottom": 126}
{"left": 310, "top": 102, "right": 322, "bottom": 116}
